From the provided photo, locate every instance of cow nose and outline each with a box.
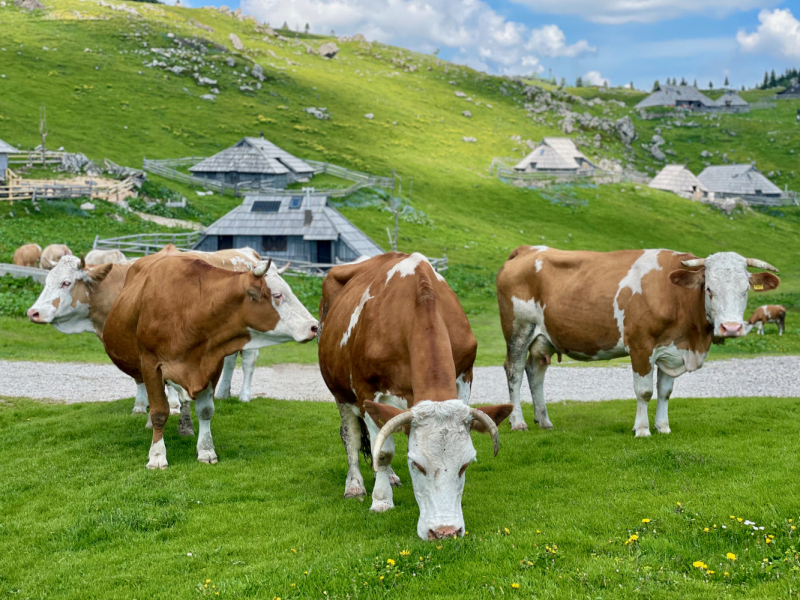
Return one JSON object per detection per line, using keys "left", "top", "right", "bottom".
{"left": 27, "top": 309, "right": 41, "bottom": 323}
{"left": 720, "top": 322, "right": 743, "bottom": 337}
{"left": 310, "top": 324, "right": 319, "bottom": 336}
{"left": 427, "top": 526, "right": 462, "bottom": 540}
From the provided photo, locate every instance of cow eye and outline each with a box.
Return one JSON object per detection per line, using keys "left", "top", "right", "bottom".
{"left": 410, "top": 461, "right": 427, "bottom": 476}
{"left": 458, "top": 463, "right": 469, "bottom": 477}
{"left": 62, "top": 281, "right": 71, "bottom": 288}
{"left": 272, "top": 293, "right": 283, "bottom": 302}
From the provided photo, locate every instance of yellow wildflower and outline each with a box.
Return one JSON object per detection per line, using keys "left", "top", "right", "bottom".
{"left": 792, "top": 526, "right": 796, "bottom": 531}
{"left": 769, "top": 534, "right": 775, "bottom": 539}
{"left": 536, "top": 530, "right": 541, "bottom": 534}
{"left": 437, "top": 545, "right": 442, "bottom": 550}
{"left": 387, "top": 559, "right": 395, "bottom": 566}
{"left": 764, "top": 558, "right": 769, "bottom": 563}
{"left": 504, "top": 527, "right": 511, "bottom": 535}
{"left": 400, "top": 550, "right": 411, "bottom": 557}
{"left": 790, "top": 519, "right": 793, "bottom": 523}
{"left": 379, "top": 576, "right": 384, "bottom": 581}
{"left": 692, "top": 561, "right": 707, "bottom": 570}
{"left": 677, "top": 502, "right": 681, "bottom": 507}
{"left": 730, "top": 515, "right": 735, "bottom": 520}
{"left": 304, "top": 571, "right": 308, "bottom": 575}
{"left": 766, "top": 538, "right": 772, "bottom": 544}
{"left": 737, "top": 518, "right": 743, "bottom": 523}
{"left": 707, "top": 570, "right": 715, "bottom": 575}
{"left": 724, "top": 572, "right": 730, "bottom": 577}
{"left": 642, "top": 519, "right": 650, "bottom": 524}
{"left": 206, "top": 579, "right": 211, "bottom": 584}
{"left": 703, "top": 528, "right": 709, "bottom": 533}
{"left": 726, "top": 553, "right": 737, "bottom": 560}
{"left": 511, "top": 583, "right": 520, "bottom": 589}
{"left": 291, "top": 548, "right": 297, "bottom": 553}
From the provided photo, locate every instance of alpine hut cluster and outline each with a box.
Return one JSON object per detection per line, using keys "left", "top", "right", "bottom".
{"left": 189, "top": 136, "right": 315, "bottom": 189}
{"left": 514, "top": 138, "right": 596, "bottom": 175}
{"left": 634, "top": 85, "right": 749, "bottom": 113}
{"left": 649, "top": 163, "right": 783, "bottom": 205}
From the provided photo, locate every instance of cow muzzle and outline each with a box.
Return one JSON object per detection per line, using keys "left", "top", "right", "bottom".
{"left": 27, "top": 308, "right": 46, "bottom": 324}
{"left": 719, "top": 322, "right": 743, "bottom": 337}
{"left": 427, "top": 526, "right": 462, "bottom": 540}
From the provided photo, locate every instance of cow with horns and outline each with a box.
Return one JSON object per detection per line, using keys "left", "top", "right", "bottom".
{"left": 318, "top": 252, "right": 512, "bottom": 541}
{"left": 101, "top": 254, "right": 318, "bottom": 468}
{"left": 497, "top": 248, "right": 780, "bottom": 436}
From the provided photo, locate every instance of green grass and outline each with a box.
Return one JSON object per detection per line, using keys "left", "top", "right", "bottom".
{"left": 2, "top": 395, "right": 800, "bottom": 599}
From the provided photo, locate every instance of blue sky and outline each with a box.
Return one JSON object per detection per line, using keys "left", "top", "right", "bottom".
{"left": 200, "top": 0, "right": 800, "bottom": 90}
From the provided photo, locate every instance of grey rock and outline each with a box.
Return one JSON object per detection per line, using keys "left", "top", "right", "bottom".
{"left": 462, "top": 137, "right": 477, "bottom": 143}
{"left": 364, "top": 113, "right": 374, "bottom": 120}
{"left": 200, "top": 94, "right": 216, "bottom": 100}
{"left": 614, "top": 116, "right": 636, "bottom": 145}
{"left": 226, "top": 57, "right": 235, "bottom": 67}
{"left": 455, "top": 91, "right": 466, "bottom": 98}
{"left": 651, "top": 134, "right": 665, "bottom": 146}
{"left": 304, "top": 107, "right": 329, "bottom": 120}
{"left": 14, "top": 0, "right": 44, "bottom": 9}
{"left": 651, "top": 145, "right": 666, "bottom": 161}
{"left": 239, "top": 85, "right": 253, "bottom": 92}
{"left": 229, "top": 33, "right": 243, "bottom": 51}
{"left": 80, "top": 202, "right": 96, "bottom": 211}
{"left": 318, "top": 42, "right": 339, "bottom": 58}
{"left": 701, "top": 150, "right": 712, "bottom": 158}
{"left": 251, "top": 63, "right": 264, "bottom": 81}
{"left": 462, "top": 110, "right": 472, "bottom": 118}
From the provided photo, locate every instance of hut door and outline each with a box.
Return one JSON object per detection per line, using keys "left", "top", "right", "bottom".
{"left": 317, "top": 241, "right": 332, "bottom": 264}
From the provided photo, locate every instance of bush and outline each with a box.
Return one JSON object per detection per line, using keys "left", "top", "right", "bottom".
{"left": 0, "top": 275, "right": 42, "bottom": 317}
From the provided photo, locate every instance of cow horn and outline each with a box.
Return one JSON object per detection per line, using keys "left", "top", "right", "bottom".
{"left": 469, "top": 408, "right": 501, "bottom": 457}
{"left": 78, "top": 254, "right": 86, "bottom": 270}
{"left": 681, "top": 258, "right": 705, "bottom": 268}
{"left": 371, "top": 411, "right": 415, "bottom": 472}
{"left": 252, "top": 258, "right": 273, "bottom": 277}
{"left": 746, "top": 258, "right": 779, "bottom": 272}
{"left": 277, "top": 262, "right": 291, "bottom": 274}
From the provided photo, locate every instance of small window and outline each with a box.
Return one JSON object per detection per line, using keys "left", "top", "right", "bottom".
{"left": 262, "top": 235, "right": 287, "bottom": 253}
{"left": 289, "top": 196, "right": 303, "bottom": 209}
{"left": 217, "top": 235, "right": 234, "bottom": 251}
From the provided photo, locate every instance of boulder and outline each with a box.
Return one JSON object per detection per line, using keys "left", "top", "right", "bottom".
{"left": 462, "top": 110, "right": 472, "bottom": 118}
{"left": 229, "top": 33, "right": 243, "bottom": 51}
{"left": 455, "top": 91, "right": 466, "bottom": 98}
{"left": 651, "top": 134, "right": 665, "bottom": 146}
{"left": 614, "top": 116, "right": 636, "bottom": 145}
{"left": 561, "top": 115, "right": 574, "bottom": 134}
{"left": 650, "top": 145, "right": 666, "bottom": 161}
{"left": 319, "top": 42, "right": 339, "bottom": 58}
{"left": 304, "top": 107, "right": 330, "bottom": 120}
{"left": 352, "top": 33, "right": 367, "bottom": 42}
{"left": 700, "top": 150, "right": 712, "bottom": 158}
{"left": 264, "top": 27, "right": 275, "bottom": 37}
{"left": 239, "top": 85, "right": 254, "bottom": 92}
{"left": 251, "top": 63, "right": 264, "bottom": 81}
{"left": 462, "top": 137, "right": 477, "bottom": 143}
{"left": 364, "top": 113, "right": 374, "bottom": 120}
{"left": 58, "top": 152, "right": 90, "bottom": 173}
{"left": 80, "top": 202, "right": 96, "bottom": 211}
{"left": 200, "top": 94, "right": 216, "bottom": 101}
{"left": 14, "top": 0, "right": 45, "bottom": 10}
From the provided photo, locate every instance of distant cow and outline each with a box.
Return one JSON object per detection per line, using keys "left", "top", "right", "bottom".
{"left": 84, "top": 249, "right": 127, "bottom": 266}
{"left": 318, "top": 252, "right": 512, "bottom": 540}
{"left": 12, "top": 243, "right": 42, "bottom": 267}
{"left": 40, "top": 244, "right": 73, "bottom": 269}
{"left": 103, "top": 254, "right": 318, "bottom": 468}
{"left": 497, "top": 247, "right": 779, "bottom": 437}
{"left": 746, "top": 305, "right": 786, "bottom": 336}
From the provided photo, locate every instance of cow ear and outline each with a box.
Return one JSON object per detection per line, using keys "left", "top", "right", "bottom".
{"left": 246, "top": 273, "right": 266, "bottom": 300}
{"left": 364, "top": 401, "right": 407, "bottom": 429}
{"left": 470, "top": 404, "right": 514, "bottom": 432}
{"left": 87, "top": 263, "right": 113, "bottom": 283}
{"left": 750, "top": 272, "right": 780, "bottom": 292}
{"left": 669, "top": 268, "right": 705, "bottom": 289}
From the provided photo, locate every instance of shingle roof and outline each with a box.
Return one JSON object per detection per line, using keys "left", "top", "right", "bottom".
{"left": 713, "top": 91, "right": 748, "bottom": 107}
{"left": 697, "top": 164, "right": 782, "bottom": 196}
{"left": 777, "top": 84, "right": 800, "bottom": 98}
{"left": 635, "top": 85, "right": 716, "bottom": 109}
{"left": 189, "top": 137, "right": 314, "bottom": 176}
{"left": 649, "top": 165, "right": 707, "bottom": 197}
{"left": 202, "top": 193, "right": 384, "bottom": 256}
{"left": 0, "top": 138, "right": 19, "bottom": 154}
{"left": 514, "top": 138, "right": 595, "bottom": 171}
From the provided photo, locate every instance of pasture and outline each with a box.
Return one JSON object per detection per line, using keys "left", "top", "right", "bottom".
{"left": 2, "top": 395, "right": 800, "bottom": 599}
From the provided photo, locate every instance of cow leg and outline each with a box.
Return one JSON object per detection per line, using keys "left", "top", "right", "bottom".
{"left": 239, "top": 349, "right": 259, "bottom": 402}
{"left": 632, "top": 368, "right": 654, "bottom": 437}
{"left": 177, "top": 398, "right": 195, "bottom": 437}
{"left": 168, "top": 386, "right": 181, "bottom": 415}
{"left": 216, "top": 353, "right": 237, "bottom": 398}
{"left": 142, "top": 356, "right": 169, "bottom": 470}
{"left": 503, "top": 323, "right": 536, "bottom": 431}
{"left": 195, "top": 384, "right": 218, "bottom": 464}
{"left": 778, "top": 315, "right": 785, "bottom": 336}
{"left": 525, "top": 353, "right": 552, "bottom": 429}
{"left": 365, "top": 413, "right": 395, "bottom": 512}
{"left": 654, "top": 368, "right": 675, "bottom": 434}
{"left": 132, "top": 382, "right": 149, "bottom": 415}
{"left": 337, "top": 402, "right": 367, "bottom": 499}
{"left": 757, "top": 322, "right": 764, "bottom": 335}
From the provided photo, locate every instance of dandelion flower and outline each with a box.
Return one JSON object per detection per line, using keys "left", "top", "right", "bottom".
{"left": 379, "top": 576, "right": 384, "bottom": 581}
{"left": 737, "top": 518, "right": 743, "bottom": 523}
{"left": 724, "top": 571, "right": 730, "bottom": 576}
{"left": 692, "top": 561, "right": 707, "bottom": 570}
{"left": 206, "top": 579, "right": 211, "bottom": 584}
{"left": 703, "top": 528, "right": 709, "bottom": 532}
{"left": 642, "top": 519, "right": 650, "bottom": 524}
{"left": 730, "top": 516, "right": 735, "bottom": 520}
{"left": 400, "top": 550, "right": 411, "bottom": 557}
{"left": 726, "top": 553, "right": 737, "bottom": 561}
{"left": 677, "top": 502, "right": 681, "bottom": 507}
{"left": 766, "top": 538, "right": 772, "bottom": 544}
{"left": 387, "top": 559, "right": 395, "bottom": 566}
{"left": 291, "top": 549, "right": 297, "bottom": 553}
{"left": 504, "top": 527, "right": 511, "bottom": 535}
{"left": 764, "top": 558, "right": 769, "bottom": 563}
{"left": 511, "top": 583, "right": 520, "bottom": 589}
{"left": 792, "top": 526, "right": 796, "bottom": 531}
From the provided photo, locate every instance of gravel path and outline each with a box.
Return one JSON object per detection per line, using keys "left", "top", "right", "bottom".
{"left": 2, "top": 356, "right": 798, "bottom": 404}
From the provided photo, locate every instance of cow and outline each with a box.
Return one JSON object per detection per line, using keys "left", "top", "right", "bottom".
{"left": 318, "top": 252, "right": 512, "bottom": 541}
{"left": 40, "top": 244, "right": 73, "bottom": 269}
{"left": 746, "top": 305, "right": 786, "bottom": 336}
{"left": 84, "top": 249, "right": 127, "bottom": 266}
{"left": 12, "top": 243, "right": 42, "bottom": 267}
{"left": 102, "top": 254, "right": 318, "bottom": 469}
{"left": 497, "top": 247, "right": 780, "bottom": 437}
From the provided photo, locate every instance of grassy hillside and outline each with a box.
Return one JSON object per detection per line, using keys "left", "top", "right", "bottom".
{"left": 0, "top": 0, "right": 799, "bottom": 366}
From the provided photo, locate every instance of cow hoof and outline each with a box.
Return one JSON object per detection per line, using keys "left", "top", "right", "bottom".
{"left": 197, "top": 450, "right": 218, "bottom": 464}
{"left": 217, "top": 388, "right": 231, "bottom": 398}
{"left": 655, "top": 425, "right": 671, "bottom": 434}
{"left": 511, "top": 423, "right": 529, "bottom": 432}
{"left": 178, "top": 426, "right": 195, "bottom": 437}
{"left": 389, "top": 473, "right": 403, "bottom": 487}
{"left": 538, "top": 420, "right": 554, "bottom": 430}
{"left": 344, "top": 486, "right": 367, "bottom": 499}
{"left": 146, "top": 462, "right": 168, "bottom": 470}
{"left": 146, "top": 456, "right": 168, "bottom": 470}
{"left": 370, "top": 501, "right": 394, "bottom": 513}
{"left": 238, "top": 396, "right": 252, "bottom": 403}
{"left": 131, "top": 406, "right": 148, "bottom": 415}
{"left": 634, "top": 428, "right": 651, "bottom": 438}
{"left": 169, "top": 407, "right": 181, "bottom": 416}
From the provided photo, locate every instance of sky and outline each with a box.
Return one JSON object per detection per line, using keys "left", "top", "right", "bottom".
{"left": 191, "top": 0, "right": 800, "bottom": 90}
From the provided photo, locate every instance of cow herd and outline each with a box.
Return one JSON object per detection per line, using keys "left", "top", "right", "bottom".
{"left": 21, "top": 243, "right": 782, "bottom": 540}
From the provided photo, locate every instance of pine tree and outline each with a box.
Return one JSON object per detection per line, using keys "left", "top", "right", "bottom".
{"left": 724, "top": 75, "right": 729, "bottom": 86}
{"left": 575, "top": 76, "right": 583, "bottom": 87}
{"left": 282, "top": 21, "right": 288, "bottom": 30}
{"left": 708, "top": 81, "right": 713, "bottom": 89}
{"left": 560, "top": 77, "right": 566, "bottom": 88}
{"left": 653, "top": 80, "right": 660, "bottom": 91}
{"left": 680, "top": 77, "right": 687, "bottom": 85}
{"left": 305, "top": 23, "right": 310, "bottom": 34}
{"left": 770, "top": 69, "right": 777, "bottom": 87}
{"left": 693, "top": 78, "right": 697, "bottom": 88}
{"left": 762, "top": 71, "right": 769, "bottom": 89}
{"left": 630, "top": 81, "right": 634, "bottom": 90}
{"left": 603, "top": 80, "right": 608, "bottom": 88}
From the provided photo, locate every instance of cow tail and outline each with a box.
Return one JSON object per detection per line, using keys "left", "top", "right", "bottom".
{"left": 358, "top": 415, "right": 371, "bottom": 463}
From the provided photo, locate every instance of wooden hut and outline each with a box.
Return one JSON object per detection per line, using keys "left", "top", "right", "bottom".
{"left": 698, "top": 164, "right": 782, "bottom": 203}
{"left": 514, "top": 138, "right": 596, "bottom": 174}
{"left": 0, "top": 138, "right": 19, "bottom": 181}
{"left": 776, "top": 83, "right": 800, "bottom": 99}
{"left": 635, "top": 85, "right": 717, "bottom": 111}
{"left": 189, "top": 135, "right": 314, "bottom": 189}
{"left": 713, "top": 91, "right": 748, "bottom": 109}
{"left": 649, "top": 165, "right": 707, "bottom": 199}
{"left": 193, "top": 191, "right": 383, "bottom": 264}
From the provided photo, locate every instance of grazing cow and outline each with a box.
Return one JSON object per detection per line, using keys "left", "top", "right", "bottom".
{"left": 12, "top": 243, "right": 42, "bottom": 268}
{"left": 40, "top": 244, "right": 73, "bottom": 269}
{"left": 746, "top": 305, "right": 786, "bottom": 336}
{"left": 318, "top": 252, "right": 512, "bottom": 541}
{"left": 102, "top": 254, "right": 318, "bottom": 468}
{"left": 84, "top": 249, "right": 127, "bottom": 266}
{"left": 497, "top": 247, "right": 780, "bottom": 436}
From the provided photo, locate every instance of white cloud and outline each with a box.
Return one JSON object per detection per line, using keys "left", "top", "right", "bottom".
{"left": 509, "top": 0, "right": 779, "bottom": 25}
{"left": 239, "top": 0, "right": 593, "bottom": 74}
{"left": 583, "top": 70, "right": 609, "bottom": 86}
{"left": 737, "top": 8, "right": 800, "bottom": 59}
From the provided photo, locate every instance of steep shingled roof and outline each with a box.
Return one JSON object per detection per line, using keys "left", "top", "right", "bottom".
{"left": 634, "top": 85, "right": 716, "bottom": 109}
{"left": 698, "top": 164, "right": 782, "bottom": 197}
{"left": 0, "top": 138, "right": 20, "bottom": 154}
{"left": 514, "top": 137, "right": 595, "bottom": 172}
{"left": 189, "top": 137, "right": 314, "bottom": 176}
{"left": 713, "top": 91, "right": 748, "bottom": 107}
{"left": 649, "top": 165, "right": 707, "bottom": 198}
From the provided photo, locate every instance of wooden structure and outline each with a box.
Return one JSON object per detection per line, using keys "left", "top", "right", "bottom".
{"left": 777, "top": 83, "right": 800, "bottom": 99}
{"left": 698, "top": 164, "right": 783, "bottom": 204}
{"left": 649, "top": 165, "right": 707, "bottom": 200}
{"left": 514, "top": 138, "right": 596, "bottom": 175}
{"left": 635, "top": 85, "right": 749, "bottom": 113}
{"left": 0, "top": 138, "right": 19, "bottom": 181}
{"left": 0, "top": 173, "right": 136, "bottom": 203}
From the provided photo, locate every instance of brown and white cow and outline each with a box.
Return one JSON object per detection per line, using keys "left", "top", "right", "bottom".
{"left": 102, "top": 254, "right": 318, "bottom": 469}
{"left": 497, "top": 247, "right": 780, "bottom": 436}
{"left": 40, "top": 244, "right": 73, "bottom": 269}
{"left": 318, "top": 252, "right": 512, "bottom": 541}
{"left": 746, "top": 305, "right": 786, "bottom": 336}
{"left": 84, "top": 249, "right": 127, "bottom": 266}
{"left": 13, "top": 243, "right": 42, "bottom": 267}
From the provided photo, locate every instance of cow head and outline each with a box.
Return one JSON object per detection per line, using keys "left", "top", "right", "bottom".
{"left": 669, "top": 253, "right": 779, "bottom": 340}
{"left": 367, "top": 399, "right": 513, "bottom": 541}
{"left": 26, "top": 255, "right": 112, "bottom": 334}
{"left": 243, "top": 259, "right": 319, "bottom": 347}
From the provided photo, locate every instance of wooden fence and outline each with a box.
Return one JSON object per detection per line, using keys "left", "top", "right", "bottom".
{"left": 142, "top": 156, "right": 394, "bottom": 198}
{"left": 92, "top": 232, "right": 203, "bottom": 255}
{"left": 8, "top": 150, "right": 67, "bottom": 167}
{"left": 0, "top": 263, "right": 50, "bottom": 284}
{"left": 490, "top": 157, "right": 649, "bottom": 186}
{"left": 0, "top": 175, "right": 136, "bottom": 203}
